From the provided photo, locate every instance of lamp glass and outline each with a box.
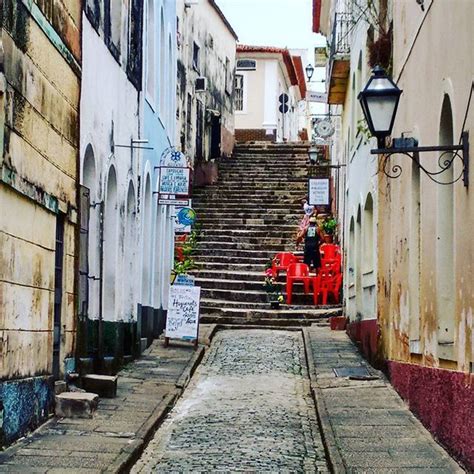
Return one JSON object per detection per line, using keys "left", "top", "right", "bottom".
{"left": 308, "top": 148, "right": 319, "bottom": 163}
{"left": 305, "top": 64, "right": 314, "bottom": 81}
{"left": 366, "top": 95, "right": 399, "bottom": 134}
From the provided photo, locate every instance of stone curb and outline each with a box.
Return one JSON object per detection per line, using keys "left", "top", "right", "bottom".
{"left": 302, "top": 327, "right": 347, "bottom": 474}
{"left": 105, "top": 345, "right": 206, "bottom": 474}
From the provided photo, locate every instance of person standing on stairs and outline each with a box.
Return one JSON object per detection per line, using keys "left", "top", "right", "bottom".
{"left": 295, "top": 198, "right": 315, "bottom": 248}
{"left": 303, "top": 216, "right": 321, "bottom": 272}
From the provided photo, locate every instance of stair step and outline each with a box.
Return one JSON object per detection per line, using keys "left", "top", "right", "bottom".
{"left": 55, "top": 392, "right": 99, "bottom": 419}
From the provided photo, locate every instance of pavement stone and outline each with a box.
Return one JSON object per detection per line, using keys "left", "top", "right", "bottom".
{"left": 132, "top": 329, "right": 329, "bottom": 473}
{"left": 305, "top": 326, "right": 464, "bottom": 473}
{"left": 0, "top": 333, "right": 207, "bottom": 474}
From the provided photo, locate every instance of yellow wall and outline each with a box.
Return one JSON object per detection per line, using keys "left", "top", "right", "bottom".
{"left": 0, "top": 1, "right": 80, "bottom": 378}
{"left": 378, "top": 0, "right": 473, "bottom": 371}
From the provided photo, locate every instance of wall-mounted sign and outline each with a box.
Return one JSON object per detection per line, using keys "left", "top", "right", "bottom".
{"left": 307, "top": 91, "right": 328, "bottom": 103}
{"left": 159, "top": 167, "right": 190, "bottom": 196}
{"left": 174, "top": 274, "right": 195, "bottom": 286}
{"left": 308, "top": 178, "right": 330, "bottom": 206}
{"left": 314, "top": 47, "right": 328, "bottom": 67}
{"left": 166, "top": 285, "right": 201, "bottom": 341}
{"left": 174, "top": 202, "right": 193, "bottom": 232}
{"left": 159, "top": 198, "right": 190, "bottom": 206}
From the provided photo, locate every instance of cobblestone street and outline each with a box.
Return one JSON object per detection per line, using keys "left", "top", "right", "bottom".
{"left": 132, "top": 330, "right": 328, "bottom": 472}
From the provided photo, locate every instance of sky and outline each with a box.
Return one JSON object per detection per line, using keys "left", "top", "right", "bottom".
{"left": 215, "top": 0, "right": 326, "bottom": 66}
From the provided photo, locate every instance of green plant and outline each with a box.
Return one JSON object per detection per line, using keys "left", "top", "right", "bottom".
{"left": 322, "top": 218, "right": 337, "bottom": 235}
{"left": 173, "top": 224, "right": 202, "bottom": 276}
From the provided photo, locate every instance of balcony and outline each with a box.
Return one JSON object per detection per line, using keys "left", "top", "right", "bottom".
{"left": 327, "top": 12, "right": 351, "bottom": 105}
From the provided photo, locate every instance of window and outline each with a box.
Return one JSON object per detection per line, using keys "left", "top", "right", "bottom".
{"left": 146, "top": 0, "right": 155, "bottom": 101}
{"left": 110, "top": 0, "right": 122, "bottom": 48}
{"left": 235, "top": 74, "right": 244, "bottom": 111}
{"left": 186, "top": 93, "right": 192, "bottom": 142}
{"left": 193, "top": 42, "right": 200, "bottom": 72}
{"left": 225, "top": 57, "right": 232, "bottom": 95}
{"left": 237, "top": 59, "right": 256, "bottom": 70}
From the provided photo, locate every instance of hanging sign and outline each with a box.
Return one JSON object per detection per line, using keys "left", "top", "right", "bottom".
{"left": 159, "top": 167, "right": 191, "bottom": 195}
{"left": 307, "top": 91, "right": 328, "bottom": 103}
{"left": 174, "top": 274, "right": 195, "bottom": 286}
{"left": 308, "top": 178, "right": 330, "bottom": 206}
{"left": 165, "top": 285, "right": 201, "bottom": 341}
{"left": 174, "top": 202, "right": 194, "bottom": 232}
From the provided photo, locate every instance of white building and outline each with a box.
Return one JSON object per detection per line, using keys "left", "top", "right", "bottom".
{"left": 80, "top": 0, "right": 145, "bottom": 362}
{"left": 176, "top": 0, "right": 238, "bottom": 185}
{"left": 234, "top": 45, "right": 307, "bottom": 143}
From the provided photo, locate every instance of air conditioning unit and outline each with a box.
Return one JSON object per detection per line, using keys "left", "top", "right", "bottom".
{"left": 195, "top": 77, "right": 207, "bottom": 92}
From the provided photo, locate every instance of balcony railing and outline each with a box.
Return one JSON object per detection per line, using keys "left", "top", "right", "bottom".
{"left": 329, "top": 12, "right": 352, "bottom": 58}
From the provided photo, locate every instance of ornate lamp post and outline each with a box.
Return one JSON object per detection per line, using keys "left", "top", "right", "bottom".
{"left": 358, "top": 66, "right": 469, "bottom": 186}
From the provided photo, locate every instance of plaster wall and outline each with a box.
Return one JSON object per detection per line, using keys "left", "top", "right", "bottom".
{"left": 378, "top": 0, "right": 473, "bottom": 372}
{"left": 376, "top": 2, "right": 473, "bottom": 467}
{"left": 80, "top": 16, "right": 141, "bottom": 325}
{"left": 0, "top": 0, "right": 80, "bottom": 445}
{"left": 176, "top": 0, "right": 236, "bottom": 162}
{"left": 141, "top": 0, "right": 177, "bottom": 319}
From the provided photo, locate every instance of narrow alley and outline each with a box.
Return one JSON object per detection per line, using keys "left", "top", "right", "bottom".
{"left": 132, "top": 330, "right": 328, "bottom": 472}
{"left": 0, "top": 0, "right": 473, "bottom": 472}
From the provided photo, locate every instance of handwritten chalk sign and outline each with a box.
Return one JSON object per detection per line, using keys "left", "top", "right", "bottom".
{"left": 165, "top": 285, "right": 201, "bottom": 341}
{"left": 308, "top": 178, "right": 330, "bottom": 206}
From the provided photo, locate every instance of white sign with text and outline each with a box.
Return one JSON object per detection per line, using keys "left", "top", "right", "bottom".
{"left": 165, "top": 285, "right": 201, "bottom": 341}
{"left": 308, "top": 178, "right": 330, "bottom": 206}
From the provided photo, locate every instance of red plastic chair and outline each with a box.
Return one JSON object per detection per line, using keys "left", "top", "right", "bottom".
{"left": 314, "top": 271, "right": 342, "bottom": 305}
{"left": 319, "top": 244, "right": 340, "bottom": 260}
{"left": 272, "top": 252, "right": 299, "bottom": 278}
{"left": 286, "top": 263, "right": 312, "bottom": 305}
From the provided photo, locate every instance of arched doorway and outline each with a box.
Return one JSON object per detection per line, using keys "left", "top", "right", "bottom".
{"left": 436, "top": 94, "right": 455, "bottom": 345}
{"left": 124, "top": 182, "right": 136, "bottom": 320}
{"left": 103, "top": 166, "right": 118, "bottom": 321}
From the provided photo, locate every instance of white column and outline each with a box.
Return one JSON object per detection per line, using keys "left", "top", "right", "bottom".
{"left": 262, "top": 60, "right": 278, "bottom": 137}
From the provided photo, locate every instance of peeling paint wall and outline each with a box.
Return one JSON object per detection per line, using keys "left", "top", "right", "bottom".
{"left": 0, "top": 0, "right": 81, "bottom": 444}
{"left": 377, "top": 1, "right": 473, "bottom": 468}
{"left": 176, "top": 0, "right": 237, "bottom": 163}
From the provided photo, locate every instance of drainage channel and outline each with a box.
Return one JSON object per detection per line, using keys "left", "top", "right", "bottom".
{"left": 131, "top": 328, "right": 329, "bottom": 473}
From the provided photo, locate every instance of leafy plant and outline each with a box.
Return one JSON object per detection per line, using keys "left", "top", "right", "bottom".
{"left": 322, "top": 217, "right": 337, "bottom": 235}
{"left": 263, "top": 269, "right": 284, "bottom": 303}
{"left": 173, "top": 224, "right": 201, "bottom": 276}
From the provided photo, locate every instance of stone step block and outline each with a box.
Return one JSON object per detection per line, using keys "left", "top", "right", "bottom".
{"left": 55, "top": 392, "right": 99, "bottom": 419}
{"left": 82, "top": 374, "right": 118, "bottom": 398}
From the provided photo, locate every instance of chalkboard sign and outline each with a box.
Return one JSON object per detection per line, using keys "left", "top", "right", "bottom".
{"left": 165, "top": 285, "right": 201, "bottom": 341}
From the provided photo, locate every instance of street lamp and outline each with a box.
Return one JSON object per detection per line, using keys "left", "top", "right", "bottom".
{"left": 305, "top": 63, "right": 315, "bottom": 82}
{"left": 357, "top": 66, "right": 402, "bottom": 149}
{"left": 358, "top": 65, "right": 469, "bottom": 186}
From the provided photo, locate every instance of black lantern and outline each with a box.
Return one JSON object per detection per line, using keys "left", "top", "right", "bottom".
{"left": 358, "top": 65, "right": 402, "bottom": 147}
{"left": 305, "top": 63, "right": 315, "bottom": 82}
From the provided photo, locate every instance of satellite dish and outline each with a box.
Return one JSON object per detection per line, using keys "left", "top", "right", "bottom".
{"left": 314, "top": 119, "right": 335, "bottom": 138}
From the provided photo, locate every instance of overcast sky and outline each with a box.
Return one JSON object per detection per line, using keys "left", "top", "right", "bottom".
{"left": 216, "top": 0, "right": 326, "bottom": 65}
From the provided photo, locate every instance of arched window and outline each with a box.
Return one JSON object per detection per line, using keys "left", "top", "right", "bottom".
{"left": 103, "top": 166, "right": 118, "bottom": 321}
{"left": 146, "top": 0, "right": 156, "bottom": 101}
{"left": 142, "top": 174, "right": 152, "bottom": 304}
{"left": 363, "top": 193, "right": 374, "bottom": 272}
{"left": 436, "top": 94, "right": 455, "bottom": 345}
{"left": 110, "top": 0, "right": 122, "bottom": 48}
{"left": 159, "top": 8, "right": 166, "bottom": 114}
{"left": 124, "top": 182, "right": 136, "bottom": 320}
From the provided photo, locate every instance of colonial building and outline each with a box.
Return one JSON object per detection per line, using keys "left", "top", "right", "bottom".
{"left": 316, "top": 0, "right": 474, "bottom": 468}
{"left": 79, "top": 0, "right": 144, "bottom": 368}
{"left": 317, "top": 0, "right": 380, "bottom": 360}
{"left": 0, "top": 1, "right": 81, "bottom": 445}
{"left": 176, "top": 0, "right": 237, "bottom": 185}
{"left": 140, "top": 0, "right": 177, "bottom": 340}
{"left": 234, "top": 45, "right": 307, "bottom": 143}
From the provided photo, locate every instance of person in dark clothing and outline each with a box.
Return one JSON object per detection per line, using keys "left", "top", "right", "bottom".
{"left": 303, "top": 216, "right": 321, "bottom": 272}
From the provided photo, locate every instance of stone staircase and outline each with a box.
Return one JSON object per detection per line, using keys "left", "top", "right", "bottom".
{"left": 192, "top": 143, "right": 342, "bottom": 326}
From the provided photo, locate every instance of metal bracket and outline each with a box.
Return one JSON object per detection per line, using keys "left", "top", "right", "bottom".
{"left": 371, "top": 131, "right": 469, "bottom": 186}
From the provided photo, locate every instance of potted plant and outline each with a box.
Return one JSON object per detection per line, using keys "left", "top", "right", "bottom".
{"left": 263, "top": 269, "right": 284, "bottom": 309}
{"left": 321, "top": 217, "right": 337, "bottom": 243}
